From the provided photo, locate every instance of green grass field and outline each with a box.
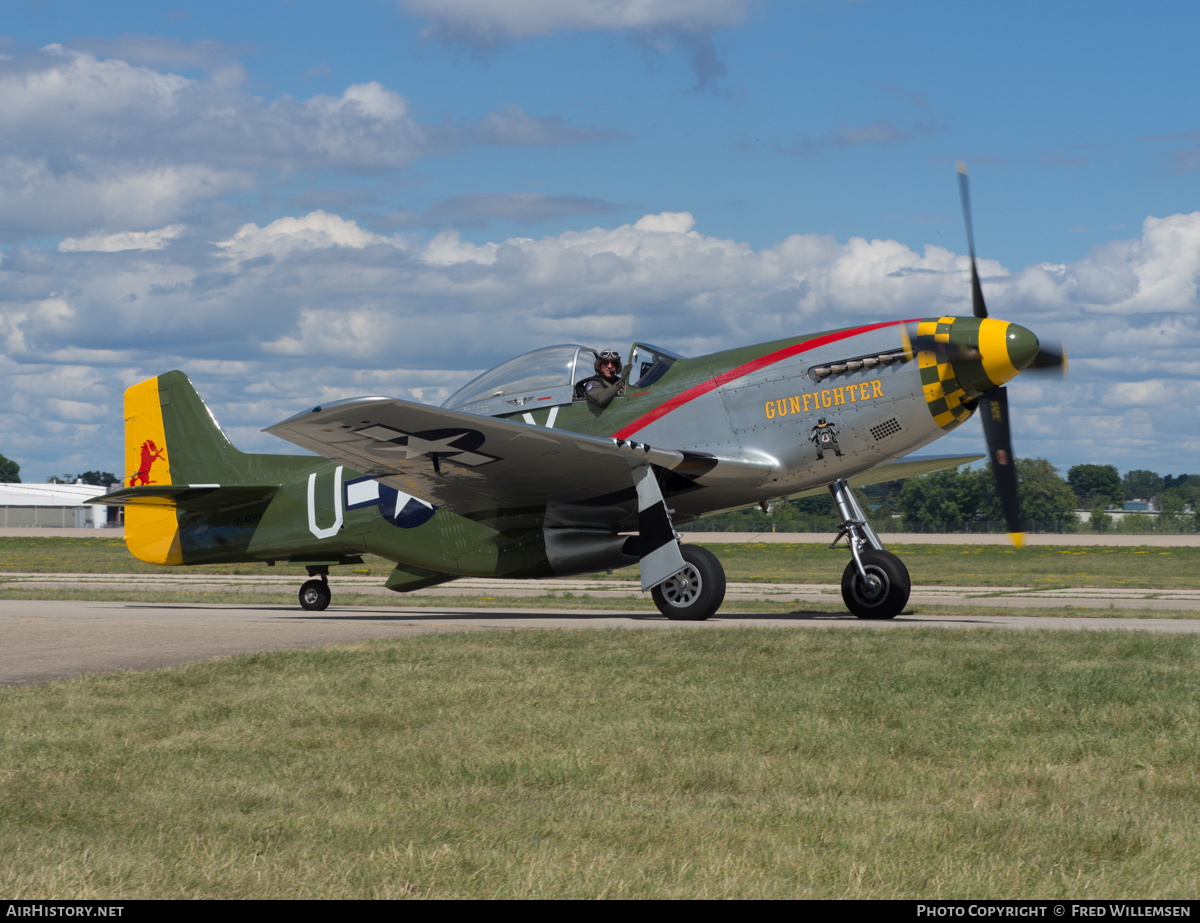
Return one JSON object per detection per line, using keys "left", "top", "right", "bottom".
{"left": 705, "top": 542, "right": 1200, "bottom": 588}
{"left": 3, "top": 536, "right": 1199, "bottom": 589}
{"left": 3, "top": 536, "right": 1197, "bottom": 898}
{"left": 1, "top": 629, "right": 1196, "bottom": 899}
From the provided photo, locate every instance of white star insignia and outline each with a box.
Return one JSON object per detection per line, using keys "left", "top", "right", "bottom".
{"left": 357, "top": 425, "right": 496, "bottom": 467}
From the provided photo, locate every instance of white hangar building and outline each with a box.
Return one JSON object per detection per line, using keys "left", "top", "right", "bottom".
{"left": 0, "top": 482, "right": 117, "bottom": 528}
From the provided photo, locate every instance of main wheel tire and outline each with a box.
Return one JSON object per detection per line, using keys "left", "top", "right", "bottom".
{"left": 651, "top": 545, "right": 727, "bottom": 621}
{"left": 841, "top": 550, "right": 910, "bottom": 619}
{"left": 299, "top": 579, "right": 331, "bottom": 611}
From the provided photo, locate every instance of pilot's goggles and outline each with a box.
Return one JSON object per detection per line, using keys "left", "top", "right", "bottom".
{"left": 598, "top": 350, "right": 621, "bottom": 361}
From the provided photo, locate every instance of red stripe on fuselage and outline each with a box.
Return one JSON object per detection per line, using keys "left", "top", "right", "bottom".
{"left": 611, "top": 319, "right": 913, "bottom": 439}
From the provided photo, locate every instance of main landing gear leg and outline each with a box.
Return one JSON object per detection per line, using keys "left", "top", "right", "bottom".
{"left": 299, "top": 566, "right": 332, "bottom": 611}
{"left": 631, "top": 463, "right": 727, "bottom": 621}
{"left": 829, "top": 478, "right": 910, "bottom": 620}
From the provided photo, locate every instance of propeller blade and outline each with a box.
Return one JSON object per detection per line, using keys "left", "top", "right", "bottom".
{"left": 900, "top": 323, "right": 916, "bottom": 362}
{"left": 1028, "top": 341, "right": 1068, "bottom": 375}
{"left": 978, "top": 385, "right": 1025, "bottom": 545}
{"left": 957, "top": 161, "right": 989, "bottom": 319}
{"left": 899, "top": 322, "right": 981, "bottom": 366}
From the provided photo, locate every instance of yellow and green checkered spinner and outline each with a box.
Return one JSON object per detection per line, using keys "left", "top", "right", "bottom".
{"left": 911, "top": 316, "right": 1039, "bottom": 432}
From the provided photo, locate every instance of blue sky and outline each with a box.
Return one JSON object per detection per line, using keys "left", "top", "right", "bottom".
{"left": 2, "top": 0, "right": 1199, "bottom": 485}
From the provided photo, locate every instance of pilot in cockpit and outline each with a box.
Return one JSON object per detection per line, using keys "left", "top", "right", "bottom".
{"left": 574, "top": 348, "right": 626, "bottom": 409}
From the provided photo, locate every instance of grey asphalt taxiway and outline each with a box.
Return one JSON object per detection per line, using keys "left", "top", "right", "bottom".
{"left": 4, "top": 591, "right": 1200, "bottom": 686}
{"left": 4, "top": 529, "right": 1199, "bottom": 686}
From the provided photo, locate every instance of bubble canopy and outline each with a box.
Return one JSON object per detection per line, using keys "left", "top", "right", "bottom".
{"left": 443, "top": 343, "right": 683, "bottom": 416}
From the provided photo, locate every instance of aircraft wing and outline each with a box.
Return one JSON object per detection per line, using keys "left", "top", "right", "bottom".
{"left": 849, "top": 453, "right": 984, "bottom": 485}
{"left": 264, "top": 396, "right": 773, "bottom": 524}
{"left": 787, "top": 454, "right": 985, "bottom": 499}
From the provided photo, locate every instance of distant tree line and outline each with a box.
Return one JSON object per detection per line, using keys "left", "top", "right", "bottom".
{"left": 45, "top": 471, "right": 118, "bottom": 486}
{"left": 687, "top": 461, "right": 1200, "bottom": 534}
{"left": 0, "top": 453, "right": 19, "bottom": 483}
{"left": 0, "top": 456, "right": 121, "bottom": 488}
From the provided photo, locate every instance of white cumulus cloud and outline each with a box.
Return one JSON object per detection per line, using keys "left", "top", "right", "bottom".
{"left": 217, "top": 212, "right": 392, "bottom": 263}
{"left": 59, "top": 224, "right": 186, "bottom": 253}
{"left": 6, "top": 206, "right": 1200, "bottom": 477}
{"left": 0, "top": 45, "right": 622, "bottom": 241}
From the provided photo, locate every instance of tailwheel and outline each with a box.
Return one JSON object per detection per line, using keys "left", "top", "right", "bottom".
{"left": 841, "top": 550, "right": 910, "bottom": 620}
{"left": 299, "top": 578, "right": 331, "bottom": 611}
{"left": 652, "top": 545, "right": 726, "bottom": 621}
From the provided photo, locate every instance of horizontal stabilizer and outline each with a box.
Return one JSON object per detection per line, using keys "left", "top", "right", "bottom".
{"left": 88, "top": 484, "right": 278, "bottom": 512}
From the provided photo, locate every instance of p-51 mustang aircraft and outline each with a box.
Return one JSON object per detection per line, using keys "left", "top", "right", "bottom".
{"left": 94, "top": 166, "right": 1064, "bottom": 620}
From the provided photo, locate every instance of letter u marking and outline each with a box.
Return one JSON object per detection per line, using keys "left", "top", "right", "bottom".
{"left": 307, "top": 465, "right": 344, "bottom": 539}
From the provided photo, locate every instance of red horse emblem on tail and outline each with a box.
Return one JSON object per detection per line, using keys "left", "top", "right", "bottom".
{"left": 130, "top": 439, "right": 165, "bottom": 486}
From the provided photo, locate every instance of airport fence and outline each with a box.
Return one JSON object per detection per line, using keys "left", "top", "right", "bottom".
{"left": 678, "top": 518, "right": 1197, "bottom": 535}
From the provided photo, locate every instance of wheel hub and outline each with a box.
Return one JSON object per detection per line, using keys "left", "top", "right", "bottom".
{"left": 650, "top": 546, "right": 725, "bottom": 621}
{"left": 859, "top": 573, "right": 884, "bottom": 600}
{"left": 662, "top": 565, "right": 701, "bottom": 606}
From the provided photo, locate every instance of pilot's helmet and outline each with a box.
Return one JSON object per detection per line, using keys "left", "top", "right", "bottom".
{"left": 595, "top": 349, "right": 622, "bottom": 375}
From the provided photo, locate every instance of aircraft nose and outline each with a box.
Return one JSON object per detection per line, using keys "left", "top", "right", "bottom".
{"left": 1009, "top": 324, "right": 1040, "bottom": 369}
{"left": 976, "top": 318, "right": 1039, "bottom": 389}
{"left": 906, "top": 315, "right": 1041, "bottom": 432}
{"left": 906, "top": 316, "right": 1044, "bottom": 424}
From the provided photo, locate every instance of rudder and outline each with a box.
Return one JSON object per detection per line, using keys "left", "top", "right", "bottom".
{"left": 123, "top": 371, "right": 252, "bottom": 564}
{"left": 126, "top": 370, "right": 253, "bottom": 487}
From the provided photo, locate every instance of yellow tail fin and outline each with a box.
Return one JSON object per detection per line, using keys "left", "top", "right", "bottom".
{"left": 123, "top": 377, "right": 182, "bottom": 565}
